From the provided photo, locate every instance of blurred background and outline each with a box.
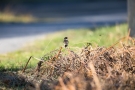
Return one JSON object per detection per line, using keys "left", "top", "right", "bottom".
{"left": 0, "top": 0, "right": 127, "bottom": 53}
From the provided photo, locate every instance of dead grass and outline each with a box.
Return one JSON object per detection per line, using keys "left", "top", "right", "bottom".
{"left": 0, "top": 31, "right": 135, "bottom": 90}
{"left": 0, "top": 12, "right": 37, "bottom": 23}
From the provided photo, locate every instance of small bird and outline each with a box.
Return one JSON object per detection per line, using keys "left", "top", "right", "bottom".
{"left": 63, "top": 37, "right": 69, "bottom": 48}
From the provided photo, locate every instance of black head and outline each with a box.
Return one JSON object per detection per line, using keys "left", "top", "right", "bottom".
{"left": 64, "top": 37, "right": 68, "bottom": 39}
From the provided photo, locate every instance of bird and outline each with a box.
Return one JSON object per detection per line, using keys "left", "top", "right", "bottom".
{"left": 63, "top": 37, "right": 69, "bottom": 48}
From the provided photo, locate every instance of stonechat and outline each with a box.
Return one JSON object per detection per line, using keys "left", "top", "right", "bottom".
{"left": 63, "top": 37, "right": 69, "bottom": 48}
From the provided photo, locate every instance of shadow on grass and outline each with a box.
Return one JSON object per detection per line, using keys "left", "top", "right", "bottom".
{"left": 0, "top": 71, "right": 26, "bottom": 89}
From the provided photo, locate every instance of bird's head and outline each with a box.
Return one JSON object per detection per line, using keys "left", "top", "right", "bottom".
{"left": 64, "top": 37, "right": 68, "bottom": 39}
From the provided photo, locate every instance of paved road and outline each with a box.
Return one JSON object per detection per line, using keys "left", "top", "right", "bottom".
{"left": 0, "top": 1, "right": 127, "bottom": 54}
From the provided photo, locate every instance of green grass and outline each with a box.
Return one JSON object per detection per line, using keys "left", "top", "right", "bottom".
{"left": 0, "top": 24, "right": 128, "bottom": 71}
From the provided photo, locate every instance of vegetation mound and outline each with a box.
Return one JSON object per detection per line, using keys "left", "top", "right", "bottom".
{"left": 1, "top": 34, "right": 135, "bottom": 90}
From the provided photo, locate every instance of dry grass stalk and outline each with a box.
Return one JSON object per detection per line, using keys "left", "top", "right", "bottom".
{"left": 88, "top": 62, "right": 102, "bottom": 90}
{"left": 22, "top": 56, "right": 32, "bottom": 73}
